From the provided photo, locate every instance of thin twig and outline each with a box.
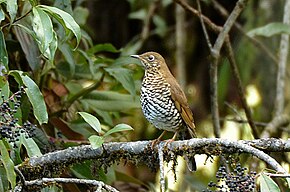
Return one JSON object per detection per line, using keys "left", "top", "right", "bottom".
{"left": 65, "top": 73, "right": 105, "bottom": 107}
{"left": 274, "top": 0, "right": 290, "bottom": 117}
{"left": 197, "top": 0, "right": 212, "bottom": 50}
{"left": 211, "top": 0, "right": 248, "bottom": 58}
{"left": 174, "top": 0, "right": 221, "bottom": 33}
{"left": 261, "top": 114, "right": 290, "bottom": 138}
{"left": 141, "top": 0, "right": 160, "bottom": 41}
{"left": 225, "top": 39, "right": 259, "bottom": 139}
{"left": 264, "top": 173, "right": 290, "bottom": 178}
{"left": 158, "top": 143, "right": 165, "bottom": 192}
{"left": 211, "top": 0, "right": 279, "bottom": 65}
{"left": 196, "top": 0, "right": 222, "bottom": 136}
{"left": 176, "top": 4, "right": 187, "bottom": 89}
{"left": 16, "top": 178, "right": 119, "bottom": 192}
{"left": 2, "top": 9, "right": 32, "bottom": 29}
{"left": 220, "top": 118, "right": 267, "bottom": 127}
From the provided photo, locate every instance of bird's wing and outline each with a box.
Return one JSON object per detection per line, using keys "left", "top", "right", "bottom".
{"left": 167, "top": 76, "right": 197, "bottom": 138}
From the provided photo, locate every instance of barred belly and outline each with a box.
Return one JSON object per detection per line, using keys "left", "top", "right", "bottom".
{"left": 140, "top": 74, "right": 183, "bottom": 132}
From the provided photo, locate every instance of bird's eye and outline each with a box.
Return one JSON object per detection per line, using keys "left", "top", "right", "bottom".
{"left": 148, "top": 55, "right": 155, "bottom": 61}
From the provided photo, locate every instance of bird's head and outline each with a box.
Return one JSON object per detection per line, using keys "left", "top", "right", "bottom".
{"left": 131, "top": 52, "right": 166, "bottom": 70}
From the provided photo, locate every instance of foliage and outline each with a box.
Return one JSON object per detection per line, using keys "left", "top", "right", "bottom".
{"left": 0, "top": 0, "right": 289, "bottom": 191}
{"left": 0, "top": 0, "right": 138, "bottom": 191}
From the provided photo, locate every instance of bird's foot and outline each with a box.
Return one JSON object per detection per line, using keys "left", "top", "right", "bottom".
{"left": 151, "top": 139, "right": 161, "bottom": 149}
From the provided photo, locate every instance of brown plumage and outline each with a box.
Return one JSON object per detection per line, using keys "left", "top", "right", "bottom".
{"left": 131, "top": 51, "right": 197, "bottom": 171}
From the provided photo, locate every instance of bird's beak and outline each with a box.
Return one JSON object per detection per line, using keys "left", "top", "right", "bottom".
{"left": 130, "top": 55, "right": 140, "bottom": 59}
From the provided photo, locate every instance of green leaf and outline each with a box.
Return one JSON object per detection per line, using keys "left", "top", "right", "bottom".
{"left": 104, "top": 123, "right": 133, "bottom": 137}
{"left": 32, "top": 7, "right": 54, "bottom": 59}
{"left": 0, "top": 31, "right": 8, "bottom": 70}
{"left": 6, "top": 0, "right": 17, "bottom": 22}
{"left": 38, "top": 5, "right": 81, "bottom": 47}
{"left": 77, "top": 112, "right": 101, "bottom": 133}
{"left": 28, "top": 0, "right": 38, "bottom": 6}
{"left": 0, "top": 9, "right": 5, "bottom": 24}
{"left": 81, "top": 91, "right": 140, "bottom": 112}
{"left": 286, "top": 178, "right": 290, "bottom": 189}
{"left": 10, "top": 71, "right": 48, "bottom": 124}
{"left": 105, "top": 67, "right": 136, "bottom": 96}
{"left": 247, "top": 22, "right": 290, "bottom": 37}
{"left": 153, "top": 15, "right": 167, "bottom": 37}
{"left": 88, "top": 135, "right": 104, "bottom": 149}
{"left": 0, "top": 80, "right": 9, "bottom": 102}
{"left": 0, "top": 140, "right": 16, "bottom": 189}
{"left": 44, "top": 31, "right": 57, "bottom": 62}
{"left": 94, "top": 108, "right": 113, "bottom": 126}
{"left": 73, "top": 6, "right": 89, "bottom": 25}
{"left": 0, "top": 166, "right": 9, "bottom": 192}
{"left": 88, "top": 43, "right": 119, "bottom": 54}
{"left": 14, "top": 24, "right": 41, "bottom": 71}
{"left": 20, "top": 134, "right": 42, "bottom": 157}
{"left": 58, "top": 43, "right": 75, "bottom": 78}
{"left": 260, "top": 173, "right": 280, "bottom": 192}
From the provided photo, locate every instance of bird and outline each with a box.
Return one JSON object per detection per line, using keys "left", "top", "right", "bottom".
{"left": 131, "top": 51, "right": 197, "bottom": 171}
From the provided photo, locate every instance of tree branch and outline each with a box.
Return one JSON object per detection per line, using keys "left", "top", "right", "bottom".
{"left": 14, "top": 178, "right": 119, "bottom": 192}
{"left": 17, "top": 138, "right": 289, "bottom": 180}
{"left": 274, "top": 0, "right": 290, "bottom": 117}
{"left": 225, "top": 39, "right": 259, "bottom": 139}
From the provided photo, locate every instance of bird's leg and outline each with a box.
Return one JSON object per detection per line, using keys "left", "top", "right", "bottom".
{"left": 151, "top": 130, "right": 167, "bottom": 148}
{"left": 164, "top": 131, "right": 178, "bottom": 146}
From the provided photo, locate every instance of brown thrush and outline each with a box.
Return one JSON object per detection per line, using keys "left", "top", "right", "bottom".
{"left": 131, "top": 52, "right": 197, "bottom": 171}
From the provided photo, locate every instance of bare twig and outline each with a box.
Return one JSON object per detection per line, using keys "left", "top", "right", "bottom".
{"left": 158, "top": 143, "right": 165, "bottom": 192}
{"left": 141, "top": 0, "right": 160, "bottom": 41}
{"left": 264, "top": 173, "right": 290, "bottom": 178}
{"left": 65, "top": 73, "right": 105, "bottom": 108}
{"left": 274, "top": 0, "right": 290, "bottom": 117}
{"left": 210, "top": 0, "right": 248, "bottom": 138}
{"left": 14, "top": 178, "right": 119, "bottom": 192}
{"left": 174, "top": 0, "right": 221, "bottom": 33}
{"left": 211, "top": 0, "right": 248, "bottom": 58}
{"left": 221, "top": 118, "right": 267, "bottom": 127}
{"left": 261, "top": 114, "right": 290, "bottom": 138}
{"left": 197, "top": 0, "right": 212, "bottom": 49}
{"left": 176, "top": 4, "right": 187, "bottom": 89}
{"left": 211, "top": 0, "right": 279, "bottom": 65}
{"left": 225, "top": 39, "right": 259, "bottom": 139}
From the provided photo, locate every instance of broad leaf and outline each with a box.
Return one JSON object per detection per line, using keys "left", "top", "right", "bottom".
{"left": 28, "top": 0, "right": 38, "bottom": 6}
{"left": 14, "top": 24, "right": 41, "bottom": 71}
{"left": 78, "top": 112, "right": 101, "bottom": 133}
{"left": 88, "top": 43, "right": 119, "bottom": 54}
{"left": 88, "top": 135, "right": 104, "bottom": 149}
{"left": 105, "top": 67, "right": 136, "bottom": 96}
{"left": 260, "top": 173, "right": 280, "bottom": 192}
{"left": 6, "top": 0, "right": 17, "bottom": 22}
{"left": 0, "top": 80, "right": 9, "bottom": 101}
{"left": 32, "top": 7, "right": 54, "bottom": 60}
{"left": 0, "top": 141, "right": 16, "bottom": 189}
{"left": 286, "top": 178, "right": 290, "bottom": 189}
{"left": 39, "top": 5, "right": 81, "bottom": 47}
{"left": 81, "top": 90, "right": 140, "bottom": 112}
{"left": 0, "top": 9, "right": 5, "bottom": 24}
{"left": 0, "top": 31, "right": 8, "bottom": 70}
{"left": 58, "top": 43, "right": 75, "bottom": 78}
{"left": 0, "top": 166, "right": 9, "bottom": 192}
{"left": 10, "top": 71, "right": 48, "bottom": 124}
{"left": 20, "top": 134, "right": 42, "bottom": 157}
{"left": 104, "top": 123, "right": 133, "bottom": 137}
{"left": 247, "top": 22, "right": 290, "bottom": 37}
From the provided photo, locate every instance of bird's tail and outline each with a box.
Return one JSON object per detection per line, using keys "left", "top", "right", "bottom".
{"left": 178, "top": 127, "right": 197, "bottom": 172}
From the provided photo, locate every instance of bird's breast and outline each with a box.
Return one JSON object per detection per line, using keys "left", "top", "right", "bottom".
{"left": 140, "top": 74, "right": 183, "bottom": 131}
